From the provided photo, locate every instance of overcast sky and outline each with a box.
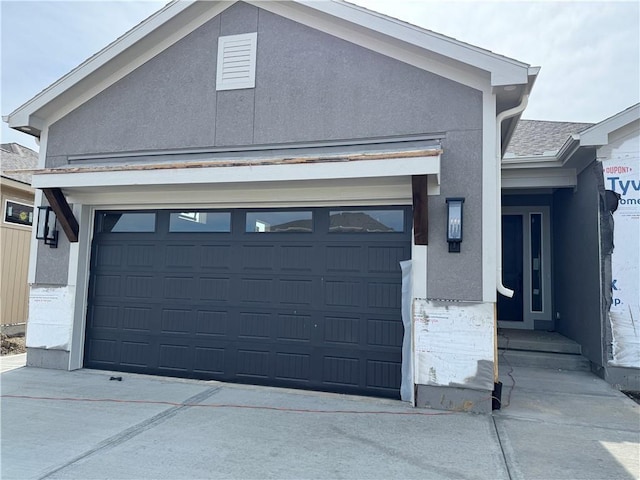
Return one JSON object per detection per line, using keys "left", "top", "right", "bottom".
{"left": 2, "top": 0, "right": 638, "bottom": 151}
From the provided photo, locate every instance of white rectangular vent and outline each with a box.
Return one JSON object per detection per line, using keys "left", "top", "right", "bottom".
{"left": 216, "top": 32, "right": 257, "bottom": 91}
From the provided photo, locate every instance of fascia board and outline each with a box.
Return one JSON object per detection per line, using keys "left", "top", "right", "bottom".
{"left": 1, "top": 175, "right": 35, "bottom": 192}
{"left": 291, "top": 0, "right": 531, "bottom": 86}
{"left": 63, "top": 177, "right": 415, "bottom": 207}
{"left": 578, "top": 104, "right": 640, "bottom": 146}
{"left": 501, "top": 155, "right": 562, "bottom": 169}
{"left": 502, "top": 167, "right": 577, "bottom": 189}
{"left": 31, "top": 155, "right": 440, "bottom": 189}
{"left": 6, "top": 1, "right": 227, "bottom": 129}
{"left": 251, "top": 0, "right": 487, "bottom": 90}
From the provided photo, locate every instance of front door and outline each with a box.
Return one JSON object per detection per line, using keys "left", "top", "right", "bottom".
{"left": 498, "top": 206, "right": 552, "bottom": 329}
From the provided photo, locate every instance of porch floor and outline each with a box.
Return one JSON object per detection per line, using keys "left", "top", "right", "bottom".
{"left": 498, "top": 328, "right": 582, "bottom": 355}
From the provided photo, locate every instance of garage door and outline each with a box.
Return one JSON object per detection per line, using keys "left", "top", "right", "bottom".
{"left": 84, "top": 207, "right": 410, "bottom": 398}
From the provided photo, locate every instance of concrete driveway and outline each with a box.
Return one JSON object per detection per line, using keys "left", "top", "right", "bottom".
{"left": 1, "top": 359, "right": 638, "bottom": 479}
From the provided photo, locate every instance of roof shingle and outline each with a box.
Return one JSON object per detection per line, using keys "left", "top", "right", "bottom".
{"left": 506, "top": 120, "right": 594, "bottom": 157}
{"left": 0, "top": 143, "right": 39, "bottom": 184}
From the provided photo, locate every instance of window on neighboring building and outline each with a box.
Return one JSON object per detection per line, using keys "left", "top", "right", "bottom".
{"left": 4, "top": 200, "right": 33, "bottom": 227}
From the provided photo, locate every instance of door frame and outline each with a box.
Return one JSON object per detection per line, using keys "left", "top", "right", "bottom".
{"left": 498, "top": 206, "right": 552, "bottom": 330}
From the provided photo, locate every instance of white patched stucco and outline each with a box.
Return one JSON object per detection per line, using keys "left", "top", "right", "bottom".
{"left": 26, "top": 286, "right": 75, "bottom": 350}
{"left": 413, "top": 299, "right": 495, "bottom": 391}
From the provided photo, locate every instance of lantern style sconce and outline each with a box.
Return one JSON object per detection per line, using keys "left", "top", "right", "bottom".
{"left": 446, "top": 197, "right": 464, "bottom": 253}
{"left": 36, "top": 206, "right": 58, "bottom": 248}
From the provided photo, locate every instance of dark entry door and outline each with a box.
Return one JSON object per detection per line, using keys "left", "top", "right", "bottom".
{"left": 498, "top": 214, "right": 523, "bottom": 322}
{"left": 84, "top": 207, "right": 410, "bottom": 399}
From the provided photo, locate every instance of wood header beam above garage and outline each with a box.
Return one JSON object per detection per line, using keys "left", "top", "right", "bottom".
{"left": 412, "top": 175, "right": 428, "bottom": 245}
{"left": 42, "top": 188, "right": 79, "bottom": 243}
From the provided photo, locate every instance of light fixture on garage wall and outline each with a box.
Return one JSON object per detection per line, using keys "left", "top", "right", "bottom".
{"left": 36, "top": 206, "right": 58, "bottom": 248}
{"left": 446, "top": 197, "right": 464, "bottom": 253}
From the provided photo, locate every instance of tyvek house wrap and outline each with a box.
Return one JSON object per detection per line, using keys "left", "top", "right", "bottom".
{"left": 400, "top": 260, "right": 414, "bottom": 403}
{"left": 603, "top": 133, "right": 640, "bottom": 368}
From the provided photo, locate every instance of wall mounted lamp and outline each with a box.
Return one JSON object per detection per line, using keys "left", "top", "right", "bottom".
{"left": 36, "top": 206, "right": 58, "bottom": 248}
{"left": 446, "top": 197, "right": 464, "bottom": 253}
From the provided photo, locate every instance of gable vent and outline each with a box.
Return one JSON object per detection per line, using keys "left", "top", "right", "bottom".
{"left": 216, "top": 32, "right": 257, "bottom": 91}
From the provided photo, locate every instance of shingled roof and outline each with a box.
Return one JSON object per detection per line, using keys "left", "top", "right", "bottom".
{"left": 0, "top": 143, "right": 39, "bottom": 184}
{"left": 506, "top": 120, "right": 594, "bottom": 157}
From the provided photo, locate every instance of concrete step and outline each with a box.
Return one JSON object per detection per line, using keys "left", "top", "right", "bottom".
{"left": 498, "top": 329, "right": 582, "bottom": 355}
{"left": 498, "top": 349, "right": 591, "bottom": 371}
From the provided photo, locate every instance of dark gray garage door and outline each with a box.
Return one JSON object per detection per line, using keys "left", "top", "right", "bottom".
{"left": 84, "top": 207, "right": 410, "bottom": 398}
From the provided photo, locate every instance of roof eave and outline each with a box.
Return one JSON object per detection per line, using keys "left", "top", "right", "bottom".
{"left": 4, "top": 0, "right": 204, "bottom": 134}
{"left": 5, "top": 0, "right": 537, "bottom": 134}
{"left": 304, "top": 0, "right": 533, "bottom": 86}
{"left": 578, "top": 103, "right": 640, "bottom": 146}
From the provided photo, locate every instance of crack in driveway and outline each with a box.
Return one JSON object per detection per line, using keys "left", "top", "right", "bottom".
{"left": 37, "top": 386, "right": 222, "bottom": 480}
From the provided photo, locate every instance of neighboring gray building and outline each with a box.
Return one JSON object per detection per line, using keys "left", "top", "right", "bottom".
{"left": 5, "top": 0, "right": 548, "bottom": 412}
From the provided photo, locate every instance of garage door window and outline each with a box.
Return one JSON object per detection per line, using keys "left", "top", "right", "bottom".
{"left": 99, "top": 212, "right": 156, "bottom": 233}
{"left": 169, "top": 211, "right": 231, "bottom": 232}
{"left": 246, "top": 211, "right": 313, "bottom": 233}
{"left": 329, "top": 210, "right": 404, "bottom": 232}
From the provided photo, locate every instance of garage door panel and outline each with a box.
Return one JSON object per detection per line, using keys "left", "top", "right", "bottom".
{"left": 276, "top": 313, "right": 312, "bottom": 342}
{"left": 238, "top": 312, "right": 272, "bottom": 339}
{"left": 86, "top": 338, "right": 118, "bottom": 364}
{"left": 126, "top": 244, "right": 156, "bottom": 268}
{"left": 324, "top": 279, "right": 362, "bottom": 307}
{"left": 236, "top": 349, "right": 271, "bottom": 378}
{"left": 367, "top": 245, "right": 408, "bottom": 273}
{"left": 194, "top": 346, "right": 226, "bottom": 374}
{"left": 280, "top": 245, "right": 315, "bottom": 271}
{"left": 240, "top": 278, "right": 273, "bottom": 303}
{"left": 121, "top": 340, "right": 152, "bottom": 368}
{"left": 94, "top": 244, "right": 123, "bottom": 268}
{"left": 241, "top": 245, "right": 275, "bottom": 271}
{"left": 200, "top": 244, "right": 233, "bottom": 270}
{"left": 160, "top": 308, "right": 194, "bottom": 335}
{"left": 90, "top": 305, "right": 120, "bottom": 329}
{"left": 325, "top": 245, "right": 364, "bottom": 272}
{"left": 278, "top": 278, "right": 314, "bottom": 305}
{"left": 85, "top": 207, "right": 410, "bottom": 399}
{"left": 367, "top": 282, "right": 402, "bottom": 309}
{"left": 367, "top": 317, "right": 404, "bottom": 348}
{"left": 275, "top": 352, "right": 311, "bottom": 381}
{"left": 323, "top": 315, "right": 360, "bottom": 345}
{"left": 199, "top": 277, "right": 231, "bottom": 302}
{"left": 125, "top": 275, "right": 155, "bottom": 300}
{"left": 366, "top": 359, "right": 402, "bottom": 390}
{"left": 322, "top": 356, "right": 360, "bottom": 387}
{"left": 93, "top": 274, "right": 121, "bottom": 298}
{"left": 158, "top": 344, "right": 191, "bottom": 372}
{"left": 164, "top": 244, "right": 198, "bottom": 268}
{"left": 195, "top": 310, "right": 229, "bottom": 336}
{"left": 163, "top": 276, "right": 195, "bottom": 300}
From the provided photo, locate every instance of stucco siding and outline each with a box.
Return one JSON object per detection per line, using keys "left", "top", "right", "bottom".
{"left": 427, "top": 129, "right": 483, "bottom": 301}
{"left": 42, "top": 1, "right": 485, "bottom": 301}
{"left": 46, "top": 2, "right": 482, "bottom": 159}
{"left": 553, "top": 162, "right": 603, "bottom": 366}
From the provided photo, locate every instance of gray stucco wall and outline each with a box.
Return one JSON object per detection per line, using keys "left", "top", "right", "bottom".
{"left": 427, "top": 129, "right": 483, "bottom": 301}
{"left": 553, "top": 162, "right": 604, "bottom": 366}
{"left": 43, "top": 2, "right": 484, "bottom": 300}
{"left": 46, "top": 3, "right": 482, "bottom": 157}
{"left": 34, "top": 199, "right": 70, "bottom": 285}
